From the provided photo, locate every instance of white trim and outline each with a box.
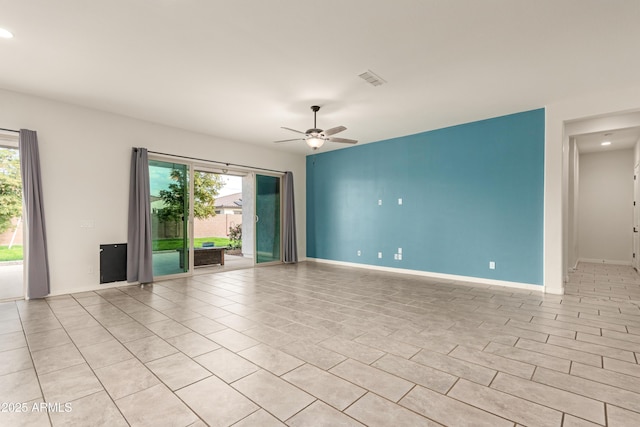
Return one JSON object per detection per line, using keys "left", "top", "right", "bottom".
{"left": 306, "top": 258, "right": 545, "bottom": 293}
{"left": 148, "top": 151, "right": 284, "bottom": 177}
{"left": 47, "top": 258, "right": 544, "bottom": 298}
{"left": 47, "top": 280, "right": 135, "bottom": 297}
{"left": 577, "top": 258, "right": 632, "bottom": 266}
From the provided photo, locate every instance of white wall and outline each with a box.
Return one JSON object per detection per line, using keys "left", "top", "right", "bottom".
{"left": 577, "top": 149, "right": 633, "bottom": 264}
{"left": 0, "top": 88, "right": 306, "bottom": 296}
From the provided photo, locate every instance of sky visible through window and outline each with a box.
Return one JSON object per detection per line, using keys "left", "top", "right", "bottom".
{"left": 218, "top": 175, "right": 242, "bottom": 197}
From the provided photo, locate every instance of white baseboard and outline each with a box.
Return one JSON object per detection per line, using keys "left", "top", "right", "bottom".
{"left": 47, "top": 256, "right": 549, "bottom": 298}
{"left": 578, "top": 258, "right": 632, "bottom": 266}
{"left": 48, "top": 280, "right": 134, "bottom": 297}
{"left": 306, "top": 258, "right": 545, "bottom": 293}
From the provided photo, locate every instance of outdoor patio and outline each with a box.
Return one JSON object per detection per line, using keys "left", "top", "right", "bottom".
{"left": 152, "top": 251, "right": 253, "bottom": 277}
{"left": 0, "top": 261, "right": 23, "bottom": 300}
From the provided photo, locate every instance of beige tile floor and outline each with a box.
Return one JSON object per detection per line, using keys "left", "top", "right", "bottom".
{"left": 1, "top": 261, "right": 640, "bottom": 426}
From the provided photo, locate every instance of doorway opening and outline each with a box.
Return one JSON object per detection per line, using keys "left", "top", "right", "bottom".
{"left": 0, "top": 134, "right": 24, "bottom": 300}
{"left": 190, "top": 169, "right": 254, "bottom": 275}
{"left": 565, "top": 114, "right": 640, "bottom": 278}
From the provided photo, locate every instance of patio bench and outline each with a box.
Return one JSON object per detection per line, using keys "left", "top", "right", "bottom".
{"left": 177, "top": 247, "right": 225, "bottom": 268}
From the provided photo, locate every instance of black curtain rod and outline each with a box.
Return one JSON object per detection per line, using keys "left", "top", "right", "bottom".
{"left": 0, "top": 127, "right": 19, "bottom": 133}
{"left": 147, "top": 150, "right": 285, "bottom": 174}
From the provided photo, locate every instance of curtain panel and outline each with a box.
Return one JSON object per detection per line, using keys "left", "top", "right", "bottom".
{"left": 127, "top": 147, "right": 153, "bottom": 283}
{"left": 19, "top": 129, "right": 50, "bottom": 299}
{"left": 282, "top": 171, "right": 298, "bottom": 263}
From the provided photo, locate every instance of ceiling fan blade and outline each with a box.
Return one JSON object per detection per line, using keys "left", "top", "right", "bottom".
{"left": 327, "top": 137, "right": 358, "bottom": 144}
{"left": 323, "top": 126, "right": 346, "bottom": 136}
{"left": 281, "top": 126, "right": 307, "bottom": 135}
{"left": 274, "top": 138, "right": 304, "bottom": 143}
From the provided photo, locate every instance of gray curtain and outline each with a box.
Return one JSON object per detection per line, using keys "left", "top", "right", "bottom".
{"left": 127, "top": 148, "right": 153, "bottom": 283}
{"left": 282, "top": 171, "right": 298, "bottom": 263}
{"left": 19, "top": 130, "right": 50, "bottom": 299}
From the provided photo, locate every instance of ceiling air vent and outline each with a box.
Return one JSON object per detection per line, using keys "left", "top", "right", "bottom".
{"left": 358, "top": 69, "right": 386, "bottom": 87}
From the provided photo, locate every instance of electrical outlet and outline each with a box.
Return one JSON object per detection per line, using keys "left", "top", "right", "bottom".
{"left": 357, "top": 250, "right": 361, "bottom": 256}
{"left": 398, "top": 248, "right": 402, "bottom": 254}
{"left": 394, "top": 254, "right": 399, "bottom": 260}
{"left": 398, "top": 254, "right": 402, "bottom": 260}
{"left": 378, "top": 252, "right": 382, "bottom": 259}
{"left": 398, "top": 198, "right": 403, "bottom": 205}
{"left": 378, "top": 199, "right": 382, "bottom": 206}
{"left": 489, "top": 261, "right": 496, "bottom": 270}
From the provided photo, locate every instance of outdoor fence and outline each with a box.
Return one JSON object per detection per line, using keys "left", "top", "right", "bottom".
{"left": 151, "top": 213, "right": 242, "bottom": 239}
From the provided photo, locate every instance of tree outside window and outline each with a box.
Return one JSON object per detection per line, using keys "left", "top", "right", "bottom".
{"left": 0, "top": 148, "right": 22, "bottom": 233}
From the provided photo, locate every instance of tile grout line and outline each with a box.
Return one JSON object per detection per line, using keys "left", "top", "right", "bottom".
{"left": 15, "top": 300, "right": 54, "bottom": 427}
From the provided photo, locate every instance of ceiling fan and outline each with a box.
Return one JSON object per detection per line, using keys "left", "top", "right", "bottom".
{"left": 275, "top": 105, "right": 358, "bottom": 150}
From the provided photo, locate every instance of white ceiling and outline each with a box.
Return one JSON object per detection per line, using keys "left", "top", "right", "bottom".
{"left": 2, "top": 1, "right": 640, "bottom": 154}
{"left": 575, "top": 127, "right": 640, "bottom": 154}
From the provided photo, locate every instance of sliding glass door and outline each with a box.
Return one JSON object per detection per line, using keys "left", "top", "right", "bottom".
{"left": 0, "top": 142, "right": 24, "bottom": 299}
{"left": 146, "top": 160, "right": 282, "bottom": 276}
{"left": 256, "top": 174, "right": 281, "bottom": 264}
{"left": 149, "top": 160, "right": 190, "bottom": 277}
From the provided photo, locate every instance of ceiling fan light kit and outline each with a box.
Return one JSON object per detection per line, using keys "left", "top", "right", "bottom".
{"left": 306, "top": 135, "right": 325, "bottom": 149}
{"left": 275, "top": 105, "right": 358, "bottom": 150}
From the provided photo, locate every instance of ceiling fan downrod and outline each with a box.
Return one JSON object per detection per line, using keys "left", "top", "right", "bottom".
{"left": 311, "top": 105, "right": 320, "bottom": 129}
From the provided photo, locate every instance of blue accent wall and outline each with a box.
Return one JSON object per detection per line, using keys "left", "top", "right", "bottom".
{"left": 306, "top": 108, "right": 545, "bottom": 285}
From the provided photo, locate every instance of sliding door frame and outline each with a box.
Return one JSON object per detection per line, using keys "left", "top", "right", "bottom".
{"left": 148, "top": 153, "right": 284, "bottom": 281}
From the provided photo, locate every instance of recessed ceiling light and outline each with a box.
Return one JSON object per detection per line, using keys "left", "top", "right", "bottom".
{"left": 0, "top": 28, "right": 14, "bottom": 39}
{"left": 601, "top": 141, "right": 611, "bottom": 146}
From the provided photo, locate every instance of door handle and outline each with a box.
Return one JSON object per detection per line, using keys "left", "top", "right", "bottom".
{"left": 255, "top": 215, "right": 259, "bottom": 223}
